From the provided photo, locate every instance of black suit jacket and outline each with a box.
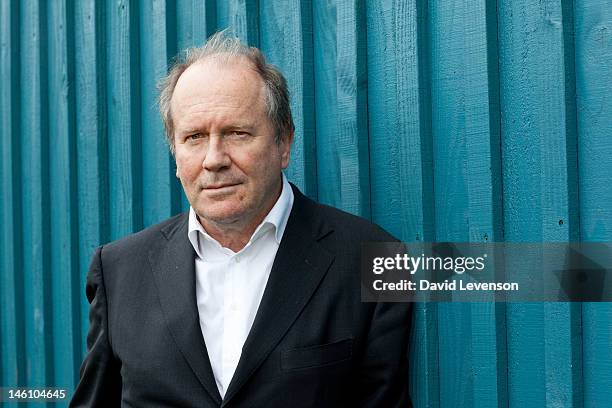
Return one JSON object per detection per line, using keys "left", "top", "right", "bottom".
{"left": 71, "top": 186, "right": 413, "bottom": 407}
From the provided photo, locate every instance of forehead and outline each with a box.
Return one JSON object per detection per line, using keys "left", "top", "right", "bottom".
{"left": 171, "top": 56, "right": 266, "bottom": 117}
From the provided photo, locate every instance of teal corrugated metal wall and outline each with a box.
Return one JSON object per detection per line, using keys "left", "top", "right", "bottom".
{"left": 1, "top": 0, "right": 611, "bottom": 407}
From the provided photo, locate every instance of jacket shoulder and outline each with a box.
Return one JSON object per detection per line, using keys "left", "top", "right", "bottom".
{"left": 101, "top": 212, "right": 186, "bottom": 258}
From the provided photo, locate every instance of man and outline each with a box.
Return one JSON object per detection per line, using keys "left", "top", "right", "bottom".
{"left": 71, "top": 32, "right": 412, "bottom": 407}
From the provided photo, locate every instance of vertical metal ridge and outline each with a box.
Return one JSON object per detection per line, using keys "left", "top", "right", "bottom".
{"left": 1, "top": 0, "right": 26, "bottom": 389}
{"left": 416, "top": 0, "right": 435, "bottom": 243}
{"left": 48, "top": 0, "right": 81, "bottom": 390}
{"left": 128, "top": 0, "right": 143, "bottom": 233}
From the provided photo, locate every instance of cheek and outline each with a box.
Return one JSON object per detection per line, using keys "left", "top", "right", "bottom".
{"left": 175, "top": 156, "right": 200, "bottom": 180}
{"left": 232, "top": 150, "right": 259, "bottom": 176}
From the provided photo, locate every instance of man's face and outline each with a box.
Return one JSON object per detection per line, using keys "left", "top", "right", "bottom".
{"left": 171, "top": 57, "right": 292, "bottom": 229}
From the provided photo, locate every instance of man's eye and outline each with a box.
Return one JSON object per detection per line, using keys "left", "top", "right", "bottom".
{"left": 227, "top": 131, "right": 249, "bottom": 139}
{"left": 185, "top": 133, "right": 204, "bottom": 142}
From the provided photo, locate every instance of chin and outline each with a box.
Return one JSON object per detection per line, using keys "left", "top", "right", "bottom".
{"left": 195, "top": 206, "right": 247, "bottom": 225}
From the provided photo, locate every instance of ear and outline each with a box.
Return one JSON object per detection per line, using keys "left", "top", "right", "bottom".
{"left": 280, "top": 131, "right": 294, "bottom": 169}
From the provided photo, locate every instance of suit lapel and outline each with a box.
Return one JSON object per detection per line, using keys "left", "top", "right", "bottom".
{"left": 222, "top": 187, "right": 335, "bottom": 405}
{"left": 148, "top": 214, "right": 222, "bottom": 405}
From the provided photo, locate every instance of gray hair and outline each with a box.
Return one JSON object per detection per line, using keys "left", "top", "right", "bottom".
{"left": 158, "top": 30, "right": 294, "bottom": 153}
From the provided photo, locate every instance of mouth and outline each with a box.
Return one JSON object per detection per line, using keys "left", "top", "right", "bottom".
{"left": 202, "top": 183, "right": 241, "bottom": 191}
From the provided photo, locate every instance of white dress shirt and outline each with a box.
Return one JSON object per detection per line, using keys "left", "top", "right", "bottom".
{"left": 187, "top": 174, "right": 294, "bottom": 398}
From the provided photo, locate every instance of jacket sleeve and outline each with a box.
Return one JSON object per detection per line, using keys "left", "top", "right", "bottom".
{"left": 359, "top": 300, "right": 413, "bottom": 408}
{"left": 70, "top": 246, "right": 122, "bottom": 407}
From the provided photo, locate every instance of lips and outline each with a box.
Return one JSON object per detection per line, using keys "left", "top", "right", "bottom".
{"left": 202, "top": 183, "right": 240, "bottom": 190}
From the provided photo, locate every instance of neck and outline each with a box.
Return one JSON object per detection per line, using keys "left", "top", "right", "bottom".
{"left": 199, "top": 217, "right": 259, "bottom": 252}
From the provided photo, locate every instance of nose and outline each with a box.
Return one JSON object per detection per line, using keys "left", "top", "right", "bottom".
{"left": 202, "top": 136, "right": 231, "bottom": 171}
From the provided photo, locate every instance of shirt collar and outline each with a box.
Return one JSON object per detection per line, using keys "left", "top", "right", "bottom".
{"left": 188, "top": 173, "right": 294, "bottom": 258}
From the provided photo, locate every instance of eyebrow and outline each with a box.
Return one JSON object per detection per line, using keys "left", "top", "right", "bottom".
{"left": 177, "top": 121, "right": 257, "bottom": 136}
{"left": 179, "top": 127, "right": 198, "bottom": 133}
{"left": 221, "top": 122, "right": 256, "bottom": 131}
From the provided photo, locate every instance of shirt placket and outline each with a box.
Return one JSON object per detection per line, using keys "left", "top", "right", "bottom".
{"left": 221, "top": 253, "right": 241, "bottom": 391}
